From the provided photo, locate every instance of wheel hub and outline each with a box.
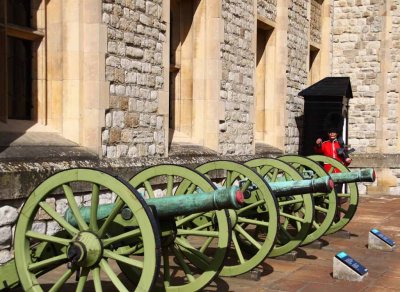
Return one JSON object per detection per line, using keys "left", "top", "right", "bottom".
{"left": 67, "top": 231, "right": 103, "bottom": 268}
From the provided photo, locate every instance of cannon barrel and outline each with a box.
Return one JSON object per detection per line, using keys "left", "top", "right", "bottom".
{"left": 65, "top": 187, "right": 244, "bottom": 225}
{"left": 269, "top": 176, "right": 334, "bottom": 197}
{"left": 329, "top": 168, "right": 375, "bottom": 184}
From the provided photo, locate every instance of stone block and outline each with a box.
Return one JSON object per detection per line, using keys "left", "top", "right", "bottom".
{"left": 0, "top": 206, "right": 18, "bottom": 227}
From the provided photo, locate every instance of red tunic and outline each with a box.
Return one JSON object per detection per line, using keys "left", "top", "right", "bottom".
{"left": 314, "top": 139, "right": 350, "bottom": 173}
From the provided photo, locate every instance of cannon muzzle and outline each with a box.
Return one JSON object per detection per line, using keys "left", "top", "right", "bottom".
{"left": 329, "top": 168, "right": 376, "bottom": 184}
{"left": 269, "top": 176, "right": 334, "bottom": 197}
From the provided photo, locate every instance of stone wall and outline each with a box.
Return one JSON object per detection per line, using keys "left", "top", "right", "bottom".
{"left": 332, "top": 1, "right": 400, "bottom": 193}
{"left": 310, "top": 0, "right": 322, "bottom": 44}
{"left": 332, "top": 1, "right": 382, "bottom": 153}
{"left": 220, "top": 0, "right": 255, "bottom": 155}
{"left": 101, "top": 0, "right": 166, "bottom": 158}
{"left": 285, "top": 0, "right": 309, "bottom": 153}
{"left": 257, "top": 0, "right": 277, "bottom": 22}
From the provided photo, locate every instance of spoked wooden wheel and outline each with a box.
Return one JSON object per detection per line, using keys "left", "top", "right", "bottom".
{"left": 194, "top": 160, "right": 279, "bottom": 277}
{"left": 278, "top": 155, "right": 338, "bottom": 245}
{"left": 245, "top": 158, "right": 314, "bottom": 257}
{"left": 308, "top": 155, "right": 359, "bottom": 235}
{"left": 126, "top": 164, "right": 231, "bottom": 291}
{"left": 14, "top": 168, "right": 160, "bottom": 292}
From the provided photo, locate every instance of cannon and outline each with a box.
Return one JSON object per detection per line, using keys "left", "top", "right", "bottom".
{"left": 187, "top": 160, "right": 334, "bottom": 276}
{"left": 279, "top": 155, "right": 376, "bottom": 240}
{"left": 0, "top": 157, "right": 373, "bottom": 291}
{"left": 0, "top": 167, "right": 243, "bottom": 291}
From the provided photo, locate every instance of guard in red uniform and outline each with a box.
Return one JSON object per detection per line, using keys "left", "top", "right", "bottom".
{"left": 314, "top": 130, "right": 352, "bottom": 173}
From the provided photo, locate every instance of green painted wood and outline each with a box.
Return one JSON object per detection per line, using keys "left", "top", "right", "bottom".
{"left": 193, "top": 160, "right": 280, "bottom": 277}
{"left": 279, "top": 155, "right": 338, "bottom": 245}
{"left": 13, "top": 168, "right": 161, "bottom": 292}
{"left": 245, "top": 158, "right": 315, "bottom": 257}
{"left": 308, "top": 155, "right": 361, "bottom": 234}
{"left": 123, "top": 164, "right": 231, "bottom": 292}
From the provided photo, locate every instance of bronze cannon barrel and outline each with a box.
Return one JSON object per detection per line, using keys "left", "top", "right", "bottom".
{"left": 65, "top": 187, "right": 244, "bottom": 225}
{"left": 269, "top": 176, "right": 334, "bottom": 197}
{"left": 329, "top": 168, "right": 376, "bottom": 184}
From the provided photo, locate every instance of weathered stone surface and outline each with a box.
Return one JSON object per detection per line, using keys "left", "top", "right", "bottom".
{"left": 0, "top": 206, "right": 18, "bottom": 227}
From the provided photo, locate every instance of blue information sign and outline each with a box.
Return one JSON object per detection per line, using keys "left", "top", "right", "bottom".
{"left": 335, "top": 252, "right": 368, "bottom": 276}
{"left": 371, "top": 228, "right": 395, "bottom": 246}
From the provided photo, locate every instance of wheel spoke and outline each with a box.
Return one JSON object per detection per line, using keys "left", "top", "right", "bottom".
{"left": 175, "top": 212, "right": 205, "bottom": 227}
{"left": 39, "top": 201, "right": 79, "bottom": 236}
{"left": 190, "top": 221, "right": 213, "bottom": 231}
{"left": 237, "top": 217, "right": 269, "bottom": 227}
{"left": 98, "top": 198, "right": 124, "bottom": 238}
{"left": 167, "top": 175, "right": 174, "bottom": 196}
{"left": 280, "top": 212, "right": 306, "bottom": 223}
{"left": 102, "top": 228, "right": 141, "bottom": 247}
{"left": 76, "top": 267, "right": 89, "bottom": 292}
{"left": 49, "top": 266, "right": 76, "bottom": 292}
{"left": 63, "top": 184, "right": 89, "bottom": 231}
{"left": 315, "top": 205, "right": 328, "bottom": 213}
{"left": 312, "top": 220, "right": 321, "bottom": 229}
{"left": 226, "top": 170, "right": 233, "bottom": 187}
{"left": 338, "top": 193, "right": 351, "bottom": 198}
{"left": 234, "top": 225, "right": 261, "bottom": 250}
{"left": 144, "top": 180, "right": 154, "bottom": 197}
{"left": 295, "top": 212, "right": 302, "bottom": 230}
{"left": 231, "top": 231, "right": 246, "bottom": 264}
{"left": 278, "top": 197, "right": 304, "bottom": 207}
{"left": 175, "top": 237, "right": 211, "bottom": 266}
{"left": 104, "top": 249, "right": 144, "bottom": 269}
{"left": 270, "top": 168, "right": 279, "bottom": 182}
{"left": 100, "top": 259, "right": 129, "bottom": 292}
{"left": 28, "top": 253, "right": 68, "bottom": 272}
{"left": 26, "top": 230, "right": 71, "bottom": 246}
{"left": 163, "top": 249, "right": 171, "bottom": 288}
{"left": 240, "top": 179, "right": 252, "bottom": 193}
{"left": 199, "top": 236, "right": 213, "bottom": 253}
{"left": 90, "top": 184, "right": 100, "bottom": 232}
{"left": 237, "top": 199, "right": 265, "bottom": 215}
{"left": 338, "top": 206, "right": 347, "bottom": 214}
{"left": 92, "top": 267, "right": 103, "bottom": 292}
{"left": 177, "top": 229, "right": 219, "bottom": 238}
{"left": 171, "top": 245, "right": 195, "bottom": 283}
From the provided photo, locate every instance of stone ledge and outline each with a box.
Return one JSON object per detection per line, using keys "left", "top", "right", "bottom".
{"left": 0, "top": 151, "right": 281, "bottom": 202}
{"left": 350, "top": 153, "right": 400, "bottom": 168}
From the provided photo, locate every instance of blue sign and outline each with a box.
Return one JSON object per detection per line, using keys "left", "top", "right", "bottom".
{"left": 371, "top": 228, "right": 395, "bottom": 246}
{"left": 335, "top": 252, "right": 368, "bottom": 276}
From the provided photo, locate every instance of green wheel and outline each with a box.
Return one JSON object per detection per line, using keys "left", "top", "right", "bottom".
{"left": 245, "top": 158, "right": 314, "bottom": 257}
{"left": 125, "top": 164, "right": 231, "bottom": 292}
{"left": 278, "top": 155, "right": 338, "bottom": 245}
{"left": 14, "top": 168, "right": 160, "bottom": 292}
{"left": 193, "top": 160, "right": 279, "bottom": 277}
{"left": 308, "top": 155, "right": 359, "bottom": 234}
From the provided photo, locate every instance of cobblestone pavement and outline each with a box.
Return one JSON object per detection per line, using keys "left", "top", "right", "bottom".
{"left": 12, "top": 195, "right": 400, "bottom": 291}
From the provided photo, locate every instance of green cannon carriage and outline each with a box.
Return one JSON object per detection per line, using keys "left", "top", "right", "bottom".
{"left": 0, "top": 156, "right": 374, "bottom": 291}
